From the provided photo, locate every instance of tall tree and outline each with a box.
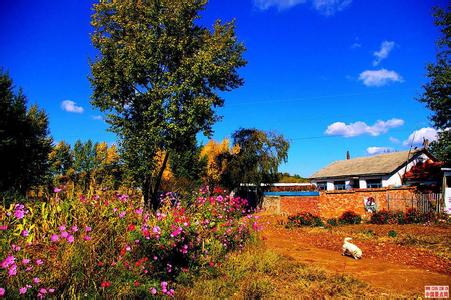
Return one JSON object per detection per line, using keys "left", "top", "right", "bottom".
{"left": 0, "top": 70, "right": 52, "bottom": 197}
{"left": 90, "top": 0, "right": 246, "bottom": 209}
{"left": 418, "top": 7, "right": 450, "bottom": 163}
{"left": 48, "top": 141, "right": 73, "bottom": 186}
{"left": 223, "top": 128, "right": 289, "bottom": 203}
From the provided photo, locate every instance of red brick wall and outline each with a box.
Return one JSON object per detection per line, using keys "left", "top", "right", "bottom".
{"left": 262, "top": 187, "right": 417, "bottom": 219}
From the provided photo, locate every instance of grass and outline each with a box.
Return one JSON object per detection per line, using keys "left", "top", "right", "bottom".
{"left": 176, "top": 241, "right": 409, "bottom": 299}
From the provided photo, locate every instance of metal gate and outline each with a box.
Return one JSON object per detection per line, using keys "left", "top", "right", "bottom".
{"left": 386, "top": 192, "right": 443, "bottom": 214}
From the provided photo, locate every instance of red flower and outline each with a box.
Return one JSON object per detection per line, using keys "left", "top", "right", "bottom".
{"left": 134, "top": 281, "right": 140, "bottom": 287}
{"left": 97, "top": 261, "right": 104, "bottom": 267}
{"left": 128, "top": 224, "right": 136, "bottom": 231}
{"left": 101, "top": 281, "right": 111, "bottom": 288}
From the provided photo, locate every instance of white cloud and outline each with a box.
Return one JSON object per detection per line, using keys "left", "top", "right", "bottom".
{"left": 403, "top": 127, "right": 438, "bottom": 146}
{"left": 367, "top": 146, "right": 394, "bottom": 155}
{"left": 312, "top": 0, "right": 352, "bottom": 16}
{"left": 61, "top": 100, "right": 84, "bottom": 113}
{"left": 358, "top": 69, "right": 403, "bottom": 87}
{"left": 325, "top": 118, "right": 404, "bottom": 137}
{"left": 373, "top": 40, "right": 395, "bottom": 66}
{"left": 254, "top": 0, "right": 306, "bottom": 10}
{"left": 389, "top": 137, "right": 400, "bottom": 144}
{"left": 92, "top": 115, "right": 104, "bottom": 121}
{"left": 253, "top": 0, "right": 351, "bottom": 14}
{"left": 350, "top": 42, "right": 361, "bottom": 49}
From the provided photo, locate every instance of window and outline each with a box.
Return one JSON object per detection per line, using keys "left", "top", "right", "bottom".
{"left": 317, "top": 182, "right": 327, "bottom": 190}
{"left": 366, "top": 178, "right": 382, "bottom": 188}
{"left": 334, "top": 181, "right": 346, "bottom": 190}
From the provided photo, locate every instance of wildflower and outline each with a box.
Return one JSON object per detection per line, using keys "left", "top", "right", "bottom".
{"left": 50, "top": 234, "right": 59, "bottom": 242}
{"left": 59, "top": 225, "right": 66, "bottom": 231}
{"left": 0, "top": 225, "right": 7, "bottom": 231}
{"left": 150, "top": 287, "right": 157, "bottom": 295}
{"left": 11, "top": 244, "right": 21, "bottom": 252}
{"left": 25, "top": 266, "right": 33, "bottom": 272}
{"left": 33, "top": 277, "right": 40, "bottom": 284}
{"left": 22, "top": 258, "right": 30, "bottom": 265}
{"left": 71, "top": 225, "right": 78, "bottom": 232}
{"left": 21, "top": 229, "right": 29, "bottom": 237}
{"left": 135, "top": 208, "right": 143, "bottom": 215}
{"left": 134, "top": 281, "right": 139, "bottom": 287}
{"left": 53, "top": 187, "right": 62, "bottom": 193}
{"left": 128, "top": 224, "right": 136, "bottom": 231}
{"left": 35, "top": 259, "right": 43, "bottom": 266}
{"left": 100, "top": 281, "right": 111, "bottom": 288}
{"left": 19, "top": 287, "right": 27, "bottom": 295}
{"left": 67, "top": 235, "right": 75, "bottom": 243}
{"left": 125, "top": 245, "right": 131, "bottom": 252}
{"left": 60, "top": 231, "right": 69, "bottom": 238}
{"left": 39, "top": 288, "right": 47, "bottom": 294}
{"left": 8, "top": 264, "right": 17, "bottom": 276}
{"left": 85, "top": 226, "right": 92, "bottom": 232}
{"left": 119, "top": 211, "right": 126, "bottom": 218}
{"left": 14, "top": 204, "right": 26, "bottom": 219}
{"left": 153, "top": 256, "right": 158, "bottom": 261}
{"left": 49, "top": 288, "right": 55, "bottom": 293}
{"left": 84, "top": 235, "right": 91, "bottom": 241}
{"left": 152, "top": 226, "right": 161, "bottom": 234}
{"left": 0, "top": 288, "right": 4, "bottom": 297}
{"left": 1, "top": 255, "right": 15, "bottom": 269}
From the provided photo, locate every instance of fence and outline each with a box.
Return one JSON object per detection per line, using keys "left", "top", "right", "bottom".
{"left": 387, "top": 192, "right": 443, "bottom": 214}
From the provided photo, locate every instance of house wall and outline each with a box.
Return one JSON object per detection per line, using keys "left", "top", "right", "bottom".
{"left": 262, "top": 187, "right": 417, "bottom": 219}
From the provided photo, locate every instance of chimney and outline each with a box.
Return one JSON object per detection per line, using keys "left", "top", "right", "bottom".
{"left": 346, "top": 151, "right": 350, "bottom": 160}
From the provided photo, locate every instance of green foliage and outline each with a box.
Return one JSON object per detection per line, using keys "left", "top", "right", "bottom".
{"left": 418, "top": 7, "right": 450, "bottom": 163}
{"left": 388, "top": 230, "right": 397, "bottom": 238}
{"left": 89, "top": 0, "right": 246, "bottom": 208}
{"left": 287, "top": 212, "right": 324, "bottom": 227}
{"left": 327, "top": 218, "right": 339, "bottom": 226}
{"left": 0, "top": 70, "right": 52, "bottom": 200}
{"left": 223, "top": 128, "right": 289, "bottom": 200}
{"left": 277, "top": 172, "right": 309, "bottom": 183}
{"left": 338, "top": 211, "right": 362, "bottom": 225}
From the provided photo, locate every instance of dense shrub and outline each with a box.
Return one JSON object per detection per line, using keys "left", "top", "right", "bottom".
{"left": 0, "top": 188, "right": 260, "bottom": 298}
{"left": 338, "top": 211, "right": 362, "bottom": 225}
{"left": 326, "top": 218, "right": 339, "bottom": 226}
{"left": 370, "top": 208, "right": 437, "bottom": 225}
{"left": 369, "top": 210, "right": 392, "bottom": 224}
{"left": 388, "top": 230, "right": 397, "bottom": 238}
{"left": 287, "top": 212, "right": 324, "bottom": 227}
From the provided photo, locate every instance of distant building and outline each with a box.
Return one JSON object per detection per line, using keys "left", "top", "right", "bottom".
{"left": 309, "top": 149, "right": 437, "bottom": 191}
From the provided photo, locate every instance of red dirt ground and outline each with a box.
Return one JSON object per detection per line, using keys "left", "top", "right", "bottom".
{"left": 260, "top": 215, "right": 451, "bottom": 296}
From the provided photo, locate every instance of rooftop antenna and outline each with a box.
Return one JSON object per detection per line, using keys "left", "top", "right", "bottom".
{"left": 402, "top": 130, "right": 417, "bottom": 185}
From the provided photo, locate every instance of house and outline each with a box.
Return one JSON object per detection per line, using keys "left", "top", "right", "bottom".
{"left": 310, "top": 149, "right": 437, "bottom": 191}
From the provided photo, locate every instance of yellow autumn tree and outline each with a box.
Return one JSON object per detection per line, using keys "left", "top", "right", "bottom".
{"left": 200, "top": 139, "right": 239, "bottom": 187}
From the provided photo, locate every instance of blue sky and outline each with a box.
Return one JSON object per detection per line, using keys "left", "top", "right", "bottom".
{"left": 0, "top": 0, "right": 446, "bottom": 177}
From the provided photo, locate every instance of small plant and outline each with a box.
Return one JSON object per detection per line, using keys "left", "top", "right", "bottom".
{"left": 338, "top": 211, "right": 362, "bottom": 225}
{"left": 388, "top": 230, "right": 397, "bottom": 238}
{"left": 360, "top": 229, "right": 376, "bottom": 238}
{"left": 327, "top": 218, "right": 339, "bottom": 226}
{"left": 287, "top": 212, "right": 324, "bottom": 227}
{"left": 369, "top": 210, "right": 391, "bottom": 224}
{"left": 404, "top": 208, "right": 422, "bottom": 224}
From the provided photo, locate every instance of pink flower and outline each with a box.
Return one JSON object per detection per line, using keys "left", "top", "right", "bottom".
{"left": 67, "top": 235, "right": 75, "bottom": 243}
{"left": 33, "top": 277, "right": 40, "bottom": 284}
{"left": 60, "top": 231, "right": 69, "bottom": 238}
{"left": 25, "top": 266, "right": 33, "bottom": 272}
{"left": 19, "top": 287, "right": 27, "bottom": 295}
{"left": 59, "top": 225, "right": 66, "bottom": 231}
{"left": 0, "top": 225, "right": 8, "bottom": 231}
{"left": 35, "top": 259, "right": 43, "bottom": 266}
{"left": 71, "top": 225, "right": 78, "bottom": 232}
{"left": 39, "top": 288, "right": 47, "bottom": 294}
{"left": 150, "top": 287, "right": 157, "bottom": 295}
{"left": 1, "top": 255, "right": 15, "bottom": 269}
{"left": 49, "top": 288, "right": 55, "bottom": 293}
{"left": 8, "top": 264, "right": 17, "bottom": 276}
{"left": 84, "top": 235, "right": 91, "bottom": 241}
{"left": 14, "top": 206, "right": 26, "bottom": 219}
{"left": 22, "top": 258, "right": 30, "bottom": 265}
{"left": 11, "top": 244, "right": 21, "bottom": 252}
{"left": 50, "top": 234, "right": 59, "bottom": 242}
{"left": 53, "top": 187, "right": 62, "bottom": 193}
{"left": 135, "top": 208, "right": 143, "bottom": 215}
{"left": 0, "top": 288, "right": 4, "bottom": 297}
{"left": 119, "top": 211, "right": 126, "bottom": 218}
{"left": 85, "top": 226, "right": 92, "bottom": 232}
{"left": 21, "top": 229, "right": 29, "bottom": 237}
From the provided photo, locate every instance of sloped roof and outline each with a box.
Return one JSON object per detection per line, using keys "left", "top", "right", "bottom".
{"left": 310, "top": 150, "right": 428, "bottom": 179}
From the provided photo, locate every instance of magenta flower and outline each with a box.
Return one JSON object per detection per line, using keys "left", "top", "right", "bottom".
{"left": 53, "top": 187, "right": 62, "bottom": 193}
{"left": 39, "top": 288, "right": 47, "bottom": 294}
{"left": 84, "top": 235, "right": 91, "bottom": 241}
{"left": 32, "top": 277, "right": 40, "bottom": 284}
{"left": 0, "top": 288, "right": 4, "bottom": 297}
{"left": 21, "top": 229, "right": 29, "bottom": 237}
{"left": 150, "top": 287, "right": 157, "bottom": 295}
{"left": 85, "top": 226, "right": 92, "bottom": 232}
{"left": 60, "top": 231, "right": 69, "bottom": 239}
{"left": 19, "top": 287, "right": 27, "bottom": 295}
{"left": 0, "top": 225, "right": 8, "bottom": 231}
{"left": 14, "top": 205, "right": 26, "bottom": 219}
{"left": 119, "top": 211, "right": 126, "bottom": 218}
{"left": 22, "top": 258, "right": 30, "bottom": 265}
{"left": 8, "top": 264, "right": 17, "bottom": 276}
{"left": 59, "top": 225, "right": 66, "bottom": 231}
{"left": 35, "top": 259, "right": 43, "bottom": 266}
{"left": 71, "top": 225, "right": 78, "bottom": 232}
{"left": 1, "top": 255, "right": 15, "bottom": 269}
{"left": 67, "top": 235, "right": 75, "bottom": 243}
{"left": 11, "top": 244, "right": 21, "bottom": 252}
{"left": 49, "top": 288, "right": 55, "bottom": 293}
{"left": 50, "top": 234, "right": 59, "bottom": 242}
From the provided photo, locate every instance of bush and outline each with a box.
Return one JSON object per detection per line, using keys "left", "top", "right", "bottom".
{"left": 287, "top": 212, "right": 324, "bottom": 227}
{"left": 327, "top": 218, "right": 339, "bottom": 226}
{"left": 338, "top": 211, "right": 362, "bottom": 225}
{"left": 370, "top": 209, "right": 437, "bottom": 225}
{"left": 388, "top": 230, "right": 397, "bottom": 238}
{"left": 369, "top": 210, "right": 392, "bottom": 224}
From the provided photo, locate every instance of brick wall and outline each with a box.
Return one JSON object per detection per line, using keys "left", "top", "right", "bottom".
{"left": 262, "top": 187, "right": 417, "bottom": 219}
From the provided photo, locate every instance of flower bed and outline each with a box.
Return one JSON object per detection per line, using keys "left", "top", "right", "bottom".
{"left": 0, "top": 189, "right": 260, "bottom": 298}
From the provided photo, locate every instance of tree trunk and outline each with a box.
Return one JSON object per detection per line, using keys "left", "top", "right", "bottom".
{"left": 143, "top": 176, "right": 151, "bottom": 209}
{"left": 150, "top": 151, "right": 170, "bottom": 211}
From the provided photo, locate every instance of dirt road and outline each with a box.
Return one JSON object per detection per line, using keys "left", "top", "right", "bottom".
{"left": 261, "top": 217, "right": 451, "bottom": 296}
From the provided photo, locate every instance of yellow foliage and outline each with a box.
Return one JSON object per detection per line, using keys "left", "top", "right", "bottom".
{"left": 200, "top": 139, "right": 237, "bottom": 185}
{"left": 106, "top": 144, "right": 119, "bottom": 164}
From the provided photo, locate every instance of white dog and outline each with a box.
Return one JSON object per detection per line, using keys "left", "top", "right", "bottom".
{"left": 342, "top": 237, "right": 362, "bottom": 259}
